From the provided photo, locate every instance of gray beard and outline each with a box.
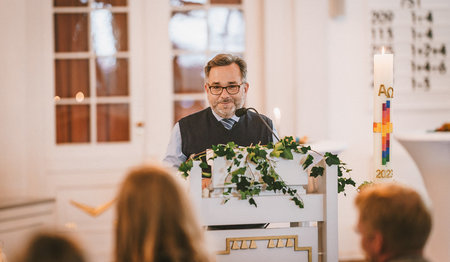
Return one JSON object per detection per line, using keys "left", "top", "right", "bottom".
{"left": 212, "top": 98, "right": 245, "bottom": 118}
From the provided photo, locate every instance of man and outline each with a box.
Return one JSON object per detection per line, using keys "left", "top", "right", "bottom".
{"left": 164, "top": 53, "right": 276, "bottom": 167}
{"left": 355, "top": 183, "right": 432, "bottom": 262}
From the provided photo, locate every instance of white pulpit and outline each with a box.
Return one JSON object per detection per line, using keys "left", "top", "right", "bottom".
{"left": 396, "top": 132, "right": 450, "bottom": 262}
{"left": 188, "top": 149, "right": 339, "bottom": 262}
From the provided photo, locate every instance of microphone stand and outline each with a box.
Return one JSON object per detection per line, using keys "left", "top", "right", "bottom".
{"left": 240, "top": 107, "right": 280, "bottom": 142}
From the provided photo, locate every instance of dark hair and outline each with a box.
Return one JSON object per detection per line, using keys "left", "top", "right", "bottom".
{"left": 204, "top": 53, "right": 247, "bottom": 82}
{"left": 21, "top": 232, "right": 86, "bottom": 262}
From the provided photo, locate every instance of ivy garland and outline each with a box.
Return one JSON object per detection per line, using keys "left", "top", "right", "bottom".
{"left": 179, "top": 136, "right": 355, "bottom": 208}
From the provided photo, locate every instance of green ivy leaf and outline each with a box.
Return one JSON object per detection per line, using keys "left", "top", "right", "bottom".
{"left": 292, "top": 197, "right": 304, "bottom": 208}
{"left": 325, "top": 152, "right": 340, "bottom": 166}
{"left": 178, "top": 159, "right": 193, "bottom": 178}
{"left": 226, "top": 150, "right": 236, "bottom": 160}
{"left": 357, "top": 181, "right": 373, "bottom": 192}
{"left": 273, "top": 141, "right": 284, "bottom": 151}
{"left": 280, "top": 148, "right": 293, "bottom": 160}
{"left": 338, "top": 177, "right": 356, "bottom": 193}
{"left": 236, "top": 177, "right": 251, "bottom": 192}
{"left": 270, "top": 150, "right": 282, "bottom": 158}
{"left": 227, "top": 141, "right": 236, "bottom": 148}
{"left": 300, "top": 146, "right": 311, "bottom": 154}
{"left": 310, "top": 166, "right": 324, "bottom": 178}
{"left": 248, "top": 152, "right": 257, "bottom": 163}
{"left": 231, "top": 175, "right": 239, "bottom": 184}
{"left": 231, "top": 167, "right": 246, "bottom": 176}
{"left": 255, "top": 148, "right": 268, "bottom": 158}
{"left": 249, "top": 198, "right": 257, "bottom": 207}
{"left": 240, "top": 190, "right": 248, "bottom": 200}
{"left": 199, "top": 161, "right": 209, "bottom": 169}
{"left": 302, "top": 154, "right": 314, "bottom": 169}
{"left": 215, "top": 147, "right": 226, "bottom": 157}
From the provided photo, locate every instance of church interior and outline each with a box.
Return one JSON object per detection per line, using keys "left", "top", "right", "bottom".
{"left": 0, "top": 0, "right": 449, "bottom": 261}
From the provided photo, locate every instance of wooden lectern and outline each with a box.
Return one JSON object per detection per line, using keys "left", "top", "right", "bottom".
{"left": 188, "top": 154, "right": 338, "bottom": 262}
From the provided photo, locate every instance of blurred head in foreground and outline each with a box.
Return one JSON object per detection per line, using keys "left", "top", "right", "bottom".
{"left": 20, "top": 232, "right": 86, "bottom": 262}
{"left": 355, "top": 183, "right": 432, "bottom": 262}
{"left": 115, "top": 164, "right": 213, "bottom": 262}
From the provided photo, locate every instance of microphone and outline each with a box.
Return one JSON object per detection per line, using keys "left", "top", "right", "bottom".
{"left": 235, "top": 107, "right": 280, "bottom": 142}
{"left": 235, "top": 107, "right": 248, "bottom": 117}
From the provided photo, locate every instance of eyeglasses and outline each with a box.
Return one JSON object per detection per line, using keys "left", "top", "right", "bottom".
{"left": 207, "top": 83, "right": 244, "bottom": 95}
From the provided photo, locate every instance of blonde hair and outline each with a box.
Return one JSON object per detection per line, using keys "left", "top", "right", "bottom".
{"left": 355, "top": 183, "right": 431, "bottom": 256}
{"left": 115, "top": 164, "right": 213, "bottom": 262}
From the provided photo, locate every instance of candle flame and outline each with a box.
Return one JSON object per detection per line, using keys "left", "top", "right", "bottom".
{"left": 273, "top": 107, "right": 281, "bottom": 120}
{"left": 382, "top": 46, "right": 385, "bottom": 55}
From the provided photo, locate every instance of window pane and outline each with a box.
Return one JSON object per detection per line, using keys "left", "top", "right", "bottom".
{"left": 211, "top": 0, "right": 242, "bottom": 4}
{"left": 173, "top": 54, "right": 206, "bottom": 93}
{"left": 170, "top": 0, "right": 206, "bottom": 7}
{"left": 174, "top": 100, "right": 206, "bottom": 123}
{"left": 55, "top": 59, "right": 90, "bottom": 98}
{"left": 96, "top": 58, "right": 129, "bottom": 96}
{"left": 54, "top": 13, "right": 89, "bottom": 52}
{"left": 208, "top": 8, "right": 244, "bottom": 52}
{"left": 54, "top": 0, "right": 88, "bottom": 7}
{"left": 91, "top": 11, "right": 128, "bottom": 55}
{"left": 97, "top": 104, "right": 130, "bottom": 142}
{"left": 93, "top": 0, "right": 127, "bottom": 7}
{"left": 169, "top": 10, "right": 207, "bottom": 51}
{"left": 56, "top": 105, "right": 90, "bottom": 143}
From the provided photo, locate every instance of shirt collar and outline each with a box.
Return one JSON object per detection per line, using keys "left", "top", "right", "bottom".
{"left": 210, "top": 108, "right": 240, "bottom": 122}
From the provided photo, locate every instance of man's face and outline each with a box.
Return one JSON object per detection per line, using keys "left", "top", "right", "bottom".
{"left": 205, "top": 63, "right": 249, "bottom": 118}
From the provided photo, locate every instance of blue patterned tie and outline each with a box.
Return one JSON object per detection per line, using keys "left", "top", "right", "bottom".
{"left": 221, "top": 118, "right": 235, "bottom": 130}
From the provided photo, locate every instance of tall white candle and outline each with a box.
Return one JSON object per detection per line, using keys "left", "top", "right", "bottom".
{"left": 373, "top": 47, "right": 394, "bottom": 181}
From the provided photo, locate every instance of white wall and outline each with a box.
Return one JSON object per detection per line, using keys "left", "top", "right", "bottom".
{"left": 327, "top": 1, "right": 372, "bottom": 259}
{"left": 294, "top": 0, "right": 330, "bottom": 141}
{"left": 0, "top": 0, "right": 28, "bottom": 199}
{"left": 264, "top": 0, "right": 296, "bottom": 137}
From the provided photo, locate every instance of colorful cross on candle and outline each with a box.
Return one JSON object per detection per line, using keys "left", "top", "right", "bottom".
{"left": 373, "top": 101, "right": 393, "bottom": 165}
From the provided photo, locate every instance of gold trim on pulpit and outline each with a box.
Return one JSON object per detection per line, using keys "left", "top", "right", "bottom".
{"left": 70, "top": 199, "right": 116, "bottom": 217}
{"left": 217, "top": 235, "right": 312, "bottom": 261}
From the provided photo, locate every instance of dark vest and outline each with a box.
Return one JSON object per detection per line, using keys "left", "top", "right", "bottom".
{"left": 179, "top": 107, "right": 274, "bottom": 157}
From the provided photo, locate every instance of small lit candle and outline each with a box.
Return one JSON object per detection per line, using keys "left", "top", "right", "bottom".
{"left": 373, "top": 47, "right": 394, "bottom": 181}
{"left": 273, "top": 107, "right": 281, "bottom": 137}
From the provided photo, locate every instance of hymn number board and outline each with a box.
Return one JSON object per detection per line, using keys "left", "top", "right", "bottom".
{"left": 369, "top": 0, "right": 449, "bottom": 97}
